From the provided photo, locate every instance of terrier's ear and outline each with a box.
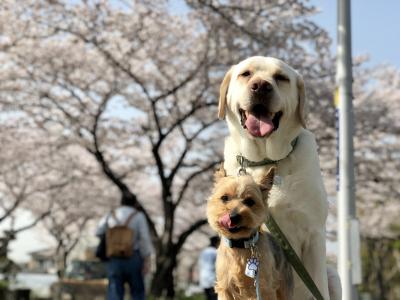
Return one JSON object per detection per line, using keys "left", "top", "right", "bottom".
{"left": 259, "top": 167, "right": 275, "bottom": 192}
{"left": 214, "top": 164, "right": 227, "bottom": 182}
{"left": 218, "top": 66, "right": 234, "bottom": 120}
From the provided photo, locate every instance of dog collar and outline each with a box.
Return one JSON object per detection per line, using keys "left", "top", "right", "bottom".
{"left": 223, "top": 231, "right": 259, "bottom": 249}
{"left": 236, "top": 137, "right": 298, "bottom": 168}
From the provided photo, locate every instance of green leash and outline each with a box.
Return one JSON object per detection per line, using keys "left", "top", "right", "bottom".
{"left": 265, "top": 214, "right": 325, "bottom": 300}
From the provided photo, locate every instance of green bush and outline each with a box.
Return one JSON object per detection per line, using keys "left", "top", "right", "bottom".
{"left": 0, "top": 280, "right": 8, "bottom": 289}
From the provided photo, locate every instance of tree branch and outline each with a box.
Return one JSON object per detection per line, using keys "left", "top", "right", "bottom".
{"left": 174, "top": 219, "right": 208, "bottom": 253}
{"left": 13, "top": 209, "right": 51, "bottom": 234}
{"left": 168, "top": 119, "right": 219, "bottom": 183}
{"left": 174, "top": 160, "right": 221, "bottom": 207}
{"left": 86, "top": 93, "right": 159, "bottom": 240}
{"left": 194, "top": 0, "right": 270, "bottom": 47}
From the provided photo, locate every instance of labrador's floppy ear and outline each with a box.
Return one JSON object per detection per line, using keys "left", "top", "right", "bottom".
{"left": 296, "top": 75, "right": 307, "bottom": 128}
{"left": 218, "top": 66, "right": 234, "bottom": 120}
{"left": 259, "top": 167, "right": 276, "bottom": 193}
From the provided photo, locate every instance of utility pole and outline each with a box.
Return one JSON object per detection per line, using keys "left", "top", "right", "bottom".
{"left": 336, "top": 0, "right": 361, "bottom": 299}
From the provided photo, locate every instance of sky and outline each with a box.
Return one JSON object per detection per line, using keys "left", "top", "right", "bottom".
{"left": 6, "top": 0, "right": 400, "bottom": 263}
{"left": 311, "top": 0, "right": 400, "bottom": 68}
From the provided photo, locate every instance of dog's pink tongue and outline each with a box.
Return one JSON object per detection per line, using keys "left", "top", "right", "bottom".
{"left": 218, "top": 213, "right": 233, "bottom": 229}
{"left": 245, "top": 113, "right": 274, "bottom": 137}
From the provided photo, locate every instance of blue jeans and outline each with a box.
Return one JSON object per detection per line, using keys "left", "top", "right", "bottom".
{"left": 107, "top": 250, "right": 145, "bottom": 300}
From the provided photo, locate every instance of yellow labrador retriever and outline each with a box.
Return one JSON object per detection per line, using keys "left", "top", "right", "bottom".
{"left": 218, "top": 56, "right": 341, "bottom": 300}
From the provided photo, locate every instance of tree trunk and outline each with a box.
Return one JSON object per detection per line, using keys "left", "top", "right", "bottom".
{"left": 150, "top": 249, "right": 177, "bottom": 299}
{"left": 56, "top": 250, "right": 68, "bottom": 279}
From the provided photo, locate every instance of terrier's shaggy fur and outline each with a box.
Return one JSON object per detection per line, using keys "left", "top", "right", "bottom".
{"left": 207, "top": 167, "right": 293, "bottom": 300}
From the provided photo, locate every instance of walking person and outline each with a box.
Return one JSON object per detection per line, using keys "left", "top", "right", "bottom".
{"left": 198, "top": 236, "right": 219, "bottom": 300}
{"left": 96, "top": 194, "right": 153, "bottom": 300}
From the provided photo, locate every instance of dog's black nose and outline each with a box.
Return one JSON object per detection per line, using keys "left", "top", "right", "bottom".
{"left": 250, "top": 80, "right": 273, "bottom": 95}
{"left": 229, "top": 211, "right": 241, "bottom": 225}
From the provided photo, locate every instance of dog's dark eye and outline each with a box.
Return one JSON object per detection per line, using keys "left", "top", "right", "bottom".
{"left": 240, "top": 71, "right": 251, "bottom": 77}
{"left": 221, "top": 195, "right": 229, "bottom": 202}
{"left": 243, "top": 198, "right": 255, "bottom": 207}
{"left": 274, "top": 73, "right": 289, "bottom": 82}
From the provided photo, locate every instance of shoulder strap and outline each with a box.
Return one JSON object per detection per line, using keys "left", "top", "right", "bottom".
{"left": 104, "top": 213, "right": 111, "bottom": 229}
{"left": 109, "top": 210, "right": 119, "bottom": 224}
{"left": 124, "top": 210, "right": 139, "bottom": 226}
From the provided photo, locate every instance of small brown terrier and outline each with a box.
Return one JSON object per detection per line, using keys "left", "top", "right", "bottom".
{"left": 207, "top": 167, "right": 293, "bottom": 300}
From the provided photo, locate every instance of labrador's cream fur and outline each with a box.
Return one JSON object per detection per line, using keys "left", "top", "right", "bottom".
{"left": 219, "top": 56, "right": 341, "bottom": 300}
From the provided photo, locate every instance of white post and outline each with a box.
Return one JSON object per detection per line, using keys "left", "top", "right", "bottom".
{"left": 336, "top": 0, "right": 360, "bottom": 300}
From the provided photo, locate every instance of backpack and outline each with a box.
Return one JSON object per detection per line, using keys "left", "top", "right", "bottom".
{"left": 106, "top": 210, "right": 138, "bottom": 258}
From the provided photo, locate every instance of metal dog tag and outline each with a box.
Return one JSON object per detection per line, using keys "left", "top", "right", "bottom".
{"left": 245, "top": 257, "right": 259, "bottom": 278}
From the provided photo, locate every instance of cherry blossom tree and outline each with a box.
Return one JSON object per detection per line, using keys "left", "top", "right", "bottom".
{"left": 0, "top": 124, "right": 64, "bottom": 276}
{"left": 1, "top": 0, "right": 399, "bottom": 298}
{"left": 1, "top": 1, "right": 222, "bottom": 296}
{"left": 352, "top": 64, "right": 400, "bottom": 300}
